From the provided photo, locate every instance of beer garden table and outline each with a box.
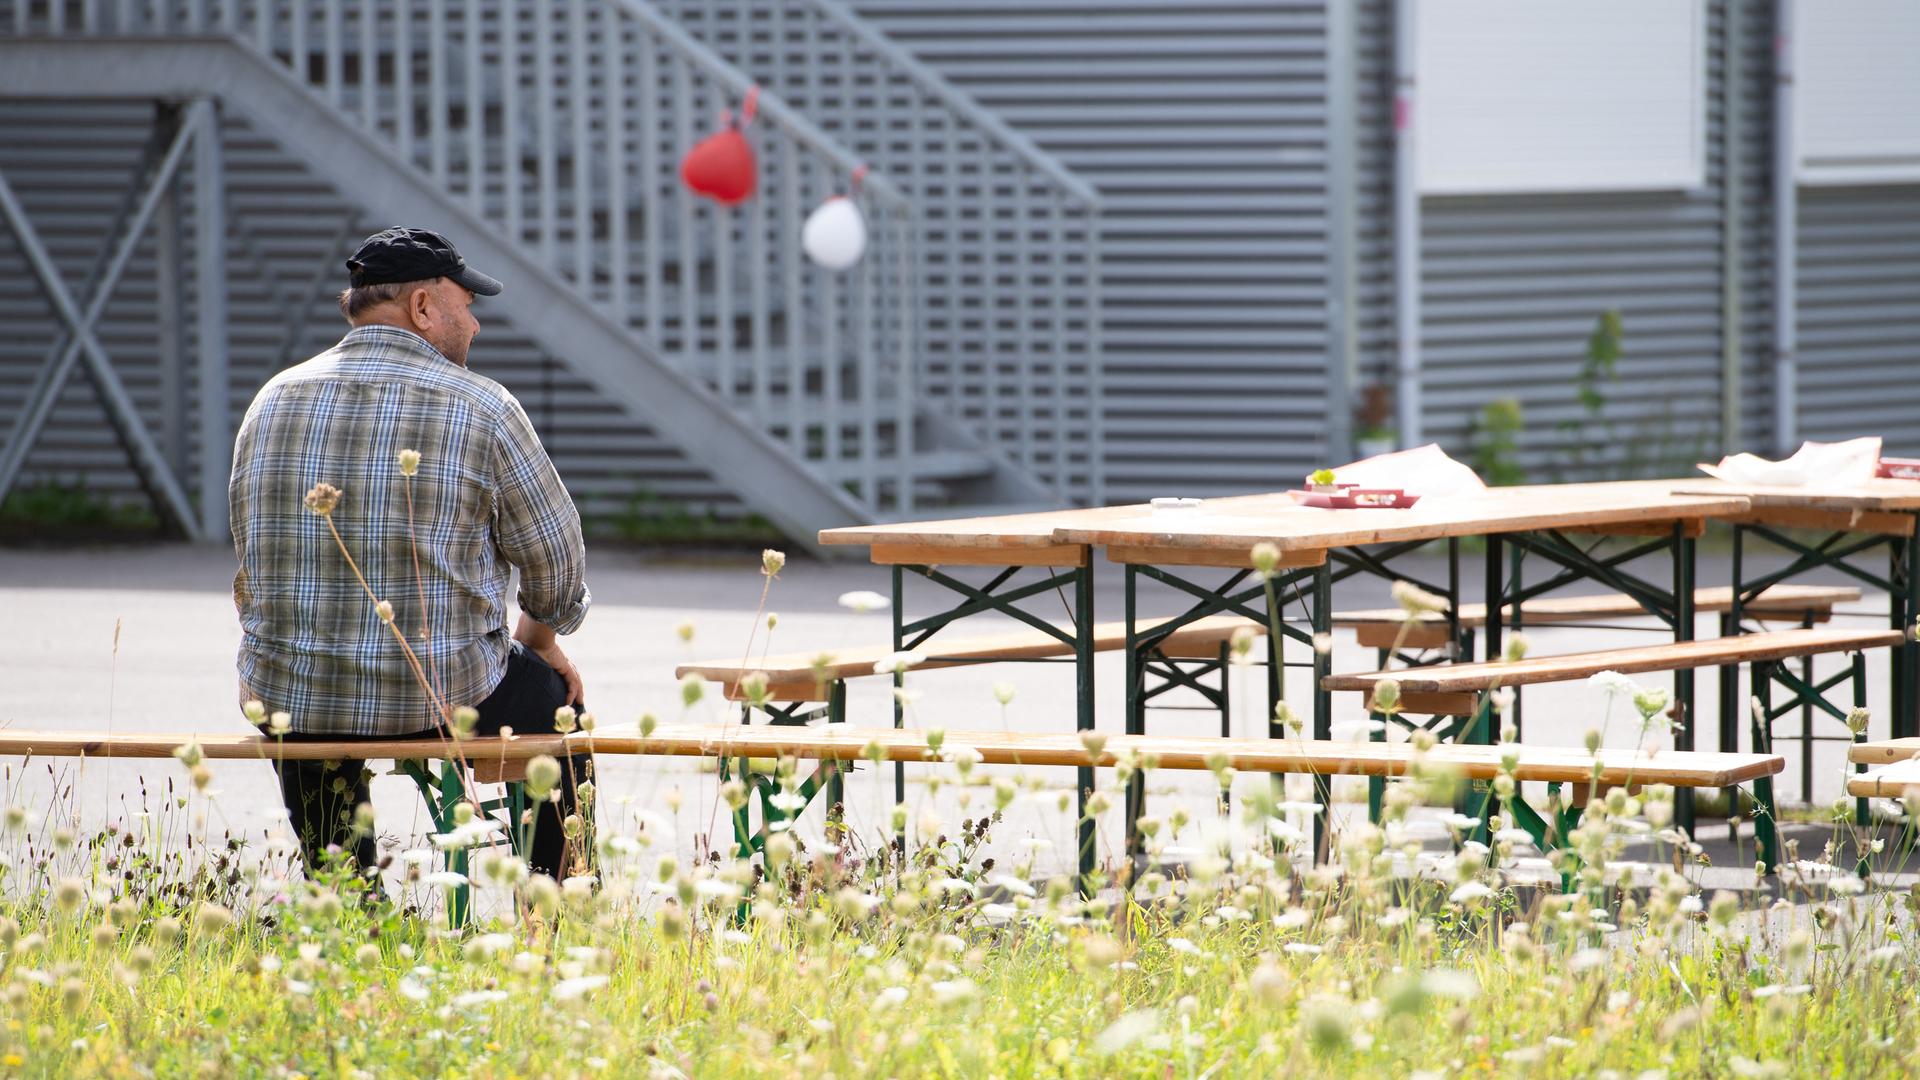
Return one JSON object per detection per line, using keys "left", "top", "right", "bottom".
{"left": 1049, "top": 481, "right": 1755, "bottom": 842}
{"left": 822, "top": 483, "right": 1755, "bottom": 859}
{"left": 1667, "top": 478, "right": 1920, "bottom": 797}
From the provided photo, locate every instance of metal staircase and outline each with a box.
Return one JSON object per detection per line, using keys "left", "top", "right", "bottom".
{"left": 659, "top": 0, "right": 1106, "bottom": 507}
{"left": 0, "top": 0, "right": 1073, "bottom": 550}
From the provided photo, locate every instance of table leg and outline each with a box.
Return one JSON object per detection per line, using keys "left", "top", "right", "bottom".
{"left": 1674, "top": 522, "right": 1697, "bottom": 834}
{"left": 1720, "top": 524, "right": 1745, "bottom": 828}
{"left": 891, "top": 564, "right": 905, "bottom": 804}
{"left": 1311, "top": 560, "right": 1332, "bottom": 861}
{"left": 1077, "top": 559, "right": 1097, "bottom": 887}
{"left": 1901, "top": 526, "right": 1919, "bottom": 739}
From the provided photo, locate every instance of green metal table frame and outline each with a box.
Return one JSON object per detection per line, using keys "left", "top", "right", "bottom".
{"left": 1718, "top": 519, "right": 1920, "bottom": 769}
{"left": 396, "top": 758, "right": 529, "bottom": 929}
{"left": 1120, "top": 522, "right": 1703, "bottom": 858}
{"left": 888, "top": 558, "right": 1098, "bottom": 880}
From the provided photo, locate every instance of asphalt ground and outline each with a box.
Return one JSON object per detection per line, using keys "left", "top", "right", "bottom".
{"left": 0, "top": 540, "right": 1906, "bottom": 896}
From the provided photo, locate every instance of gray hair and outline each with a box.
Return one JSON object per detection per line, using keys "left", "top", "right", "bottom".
{"left": 337, "top": 276, "right": 442, "bottom": 321}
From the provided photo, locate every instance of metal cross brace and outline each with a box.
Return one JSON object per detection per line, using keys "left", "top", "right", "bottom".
{"left": 0, "top": 102, "right": 211, "bottom": 533}
{"left": 890, "top": 560, "right": 1096, "bottom": 884}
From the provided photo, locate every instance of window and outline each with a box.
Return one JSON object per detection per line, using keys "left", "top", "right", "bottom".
{"left": 1416, "top": 0, "right": 1707, "bottom": 195}
{"left": 1796, "top": 0, "right": 1920, "bottom": 185}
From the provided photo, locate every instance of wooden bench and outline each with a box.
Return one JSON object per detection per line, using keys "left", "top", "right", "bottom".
{"left": 1322, "top": 626, "right": 1900, "bottom": 858}
{"left": 676, "top": 614, "right": 1260, "bottom": 707}
{"left": 1332, "top": 584, "right": 1861, "bottom": 651}
{"left": 0, "top": 725, "right": 1785, "bottom": 886}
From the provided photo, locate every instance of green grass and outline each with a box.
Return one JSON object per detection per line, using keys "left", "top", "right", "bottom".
{"left": 1, "top": 762, "right": 1916, "bottom": 1078}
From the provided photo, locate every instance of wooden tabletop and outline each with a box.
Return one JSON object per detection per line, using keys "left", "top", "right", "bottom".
{"left": 1668, "top": 476, "right": 1920, "bottom": 512}
{"left": 817, "top": 492, "right": 1298, "bottom": 551}
{"left": 1049, "top": 482, "right": 1752, "bottom": 557}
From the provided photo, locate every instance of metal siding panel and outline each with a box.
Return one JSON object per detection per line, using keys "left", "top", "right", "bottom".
{"left": 0, "top": 98, "right": 740, "bottom": 524}
{"left": 853, "top": 0, "right": 1334, "bottom": 500}
{"left": 1795, "top": 184, "right": 1920, "bottom": 452}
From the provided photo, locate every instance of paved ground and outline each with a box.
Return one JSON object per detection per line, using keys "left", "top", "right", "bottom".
{"left": 0, "top": 540, "right": 1907, "bottom": 892}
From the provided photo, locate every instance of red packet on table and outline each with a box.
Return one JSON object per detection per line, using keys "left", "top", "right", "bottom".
{"left": 1877, "top": 457, "right": 1920, "bottom": 480}
{"left": 1290, "top": 484, "right": 1422, "bottom": 509}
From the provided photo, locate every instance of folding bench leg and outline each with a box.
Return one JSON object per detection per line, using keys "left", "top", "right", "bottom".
{"left": 1750, "top": 661, "right": 1782, "bottom": 875}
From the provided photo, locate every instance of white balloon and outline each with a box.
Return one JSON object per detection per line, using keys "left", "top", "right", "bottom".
{"left": 802, "top": 196, "right": 867, "bottom": 270}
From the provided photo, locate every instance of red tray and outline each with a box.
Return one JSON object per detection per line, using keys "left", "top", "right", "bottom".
{"left": 1289, "top": 487, "right": 1421, "bottom": 509}
{"left": 1877, "top": 458, "right": 1920, "bottom": 481}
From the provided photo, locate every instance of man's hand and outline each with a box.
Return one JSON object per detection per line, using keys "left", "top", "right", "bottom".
{"left": 514, "top": 613, "right": 585, "bottom": 707}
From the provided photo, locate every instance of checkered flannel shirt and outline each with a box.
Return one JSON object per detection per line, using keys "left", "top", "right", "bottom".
{"left": 230, "top": 325, "right": 590, "bottom": 736}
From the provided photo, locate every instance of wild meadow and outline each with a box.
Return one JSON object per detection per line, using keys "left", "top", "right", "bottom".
{"left": 2, "top": 545, "right": 1918, "bottom": 1077}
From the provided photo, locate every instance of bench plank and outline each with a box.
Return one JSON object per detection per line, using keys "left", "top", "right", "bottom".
{"left": 1848, "top": 760, "right": 1920, "bottom": 798}
{"left": 1323, "top": 627, "right": 1905, "bottom": 695}
{"left": 1337, "top": 584, "right": 1861, "bottom": 650}
{"left": 677, "top": 613, "right": 1262, "bottom": 699}
{"left": 1850, "top": 737, "right": 1920, "bottom": 766}
{"left": 0, "top": 725, "right": 1784, "bottom": 789}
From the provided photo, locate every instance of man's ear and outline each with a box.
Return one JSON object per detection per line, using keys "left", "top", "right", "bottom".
{"left": 408, "top": 286, "right": 435, "bottom": 331}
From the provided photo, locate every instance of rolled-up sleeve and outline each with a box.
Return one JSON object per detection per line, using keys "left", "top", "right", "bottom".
{"left": 491, "top": 396, "right": 591, "bottom": 633}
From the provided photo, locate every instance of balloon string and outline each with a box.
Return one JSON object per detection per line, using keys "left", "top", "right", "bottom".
{"left": 849, "top": 164, "right": 868, "bottom": 195}
{"left": 742, "top": 85, "right": 761, "bottom": 125}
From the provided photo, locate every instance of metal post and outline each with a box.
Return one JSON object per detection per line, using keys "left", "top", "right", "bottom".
{"left": 1771, "top": 0, "right": 1797, "bottom": 454}
{"left": 1324, "top": 0, "right": 1357, "bottom": 461}
{"left": 1391, "top": 0, "right": 1422, "bottom": 447}
{"left": 1903, "top": 525, "right": 1920, "bottom": 738}
{"left": 1720, "top": 0, "right": 1744, "bottom": 454}
{"left": 192, "top": 100, "right": 231, "bottom": 542}
{"left": 155, "top": 103, "right": 187, "bottom": 479}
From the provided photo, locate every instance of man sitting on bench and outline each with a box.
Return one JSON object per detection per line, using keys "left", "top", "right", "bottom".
{"left": 228, "top": 226, "right": 593, "bottom": 881}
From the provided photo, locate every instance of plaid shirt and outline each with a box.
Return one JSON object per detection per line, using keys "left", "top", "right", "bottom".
{"left": 230, "top": 325, "right": 590, "bottom": 736}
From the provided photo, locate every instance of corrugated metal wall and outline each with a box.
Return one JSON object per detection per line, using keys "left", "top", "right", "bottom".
{"left": 0, "top": 99, "right": 737, "bottom": 527}
{"left": 1795, "top": 184, "right": 1920, "bottom": 453}
{"left": 1357, "top": 0, "right": 1776, "bottom": 482}
{"left": 851, "top": 0, "right": 1336, "bottom": 499}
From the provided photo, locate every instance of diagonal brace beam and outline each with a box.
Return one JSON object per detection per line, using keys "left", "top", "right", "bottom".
{"left": 0, "top": 106, "right": 202, "bottom": 532}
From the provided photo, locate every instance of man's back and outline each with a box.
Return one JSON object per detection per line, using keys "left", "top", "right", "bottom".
{"left": 230, "top": 324, "right": 588, "bottom": 736}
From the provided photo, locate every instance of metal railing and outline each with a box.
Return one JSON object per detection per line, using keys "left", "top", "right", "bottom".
{"left": 9, "top": 0, "right": 931, "bottom": 512}
{"left": 659, "top": 0, "right": 1106, "bottom": 504}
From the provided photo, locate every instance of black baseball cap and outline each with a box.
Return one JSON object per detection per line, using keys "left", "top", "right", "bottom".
{"left": 345, "top": 226, "right": 502, "bottom": 296}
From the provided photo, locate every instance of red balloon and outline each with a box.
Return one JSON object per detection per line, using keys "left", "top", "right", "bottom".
{"left": 680, "top": 127, "right": 756, "bottom": 205}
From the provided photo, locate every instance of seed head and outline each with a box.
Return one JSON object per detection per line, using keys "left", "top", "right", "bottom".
{"left": 375, "top": 599, "right": 395, "bottom": 624}
{"left": 761, "top": 548, "right": 787, "bottom": 577}
{"left": 553, "top": 705, "right": 578, "bottom": 735}
{"left": 1249, "top": 542, "right": 1282, "bottom": 579}
{"left": 398, "top": 448, "right": 421, "bottom": 477}
{"left": 993, "top": 682, "right": 1017, "bottom": 706}
{"left": 303, "top": 482, "right": 342, "bottom": 516}
{"left": 172, "top": 739, "right": 204, "bottom": 768}
{"left": 525, "top": 755, "right": 563, "bottom": 799}
{"left": 1845, "top": 707, "right": 1871, "bottom": 736}
{"left": 1391, "top": 580, "right": 1449, "bottom": 615}
{"left": 1371, "top": 679, "right": 1401, "bottom": 714}
{"left": 680, "top": 674, "right": 705, "bottom": 708}
{"left": 451, "top": 705, "right": 479, "bottom": 738}
{"left": 268, "top": 711, "right": 292, "bottom": 736}
{"left": 1503, "top": 633, "right": 1531, "bottom": 664}
{"left": 242, "top": 700, "right": 266, "bottom": 724}
{"left": 638, "top": 712, "right": 658, "bottom": 738}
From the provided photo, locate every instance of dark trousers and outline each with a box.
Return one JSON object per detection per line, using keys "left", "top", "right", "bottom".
{"left": 275, "top": 642, "right": 591, "bottom": 880}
